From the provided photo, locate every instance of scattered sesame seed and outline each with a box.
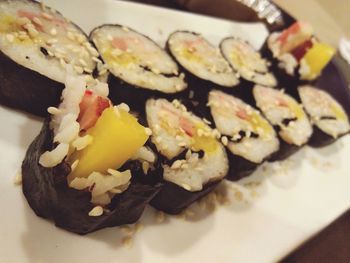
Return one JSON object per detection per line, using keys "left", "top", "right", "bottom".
{"left": 118, "top": 103, "right": 130, "bottom": 112}
{"left": 50, "top": 28, "right": 57, "bottom": 36}
{"left": 83, "top": 67, "right": 93, "bottom": 74}
{"left": 47, "top": 106, "right": 61, "bottom": 115}
{"left": 33, "top": 17, "right": 43, "bottom": 26}
{"left": 122, "top": 236, "right": 133, "bottom": 249}
{"left": 70, "top": 159, "right": 79, "bottom": 171}
{"left": 59, "top": 58, "right": 66, "bottom": 68}
{"left": 13, "top": 170, "right": 22, "bottom": 185}
{"left": 156, "top": 211, "right": 165, "bottom": 223}
{"left": 221, "top": 136, "right": 228, "bottom": 146}
{"left": 144, "top": 128, "right": 152, "bottom": 136}
{"left": 178, "top": 142, "right": 187, "bottom": 147}
{"left": 88, "top": 206, "right": 103, "bottom": 216}
{"left": 181, "top": 183, "right": 191, "bottom": 191}
{"left": 171, "top": 160, "right": 182, "bottom": 169}
{"left": 74, "top": 66, "right": 84, "bottom": 74}
{"left": 179, "top": 73, "right": 185, "bottom": 79}
{"left": 142, "top": 161, "right": 150, "bottom": 174}
{"left": 6, "top": 34, "right": 14, "bottom": 43}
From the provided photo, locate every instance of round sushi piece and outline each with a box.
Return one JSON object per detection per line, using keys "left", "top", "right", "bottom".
{"left": 146, "top": 98, "right": 229, "bottom": 214}
{"left": 253, "top": 85, "right": 313, "bottom": 160}
{"left": 208, "top": 90, "right": 279, "bottom": 180}
{"left": 90, "top": 24, "right": 187, "bottom": 113}
{"left": 298, "top": 85, "right": 350, "bottom": 147}
{"left": 266, "top": 21, "right": 335, "bottom": 83}
{"left": 0, "top": 0, "right": 99, "bottom": 116}
{"left": 220, "top": 37, "right": 277, "bottom": 87}
{"left": 166, "top": 31, "right": 239, "bottom": 111}
{"left": 22, "top": 74, "right": 162, "bottom": 234}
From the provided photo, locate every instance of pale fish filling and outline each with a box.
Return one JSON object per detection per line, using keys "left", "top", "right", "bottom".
{"left": 220, "top": 38, "right": 277, "bottom": 87}
{"left": 0, "top": 0, "right": 98, "bottom": 82}
{"left": 298, "top": 85, "right": 350, "bottom": 138}
{"left": 209, "top": 90, "right": 279, "bottom": 163}
{"left": 91, "top": 25, "right": 187, "bottom": 93}
{"left": 253, "top": 85, "right": 313, "bottom": 145}
{"left": 146, "top": 98, "right": 228, "bottom": 191}
{"left": 168, "top": 31, "right": 239, "bottom": 87}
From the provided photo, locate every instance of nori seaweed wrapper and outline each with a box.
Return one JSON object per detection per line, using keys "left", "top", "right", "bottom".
{"left": 150, "top": 180, "right": 220, "bottom": 215}
{"left": 225, "top": 152, "right": 258, "bottom": 181}
{"left": 0, "top": 50, "right": 63, "bottom": 117}
{"left": 268, "top": 139, "right": 300, "bottom": 162}
{"left": 22, "top": 120, "right": 163, "bottom": 235}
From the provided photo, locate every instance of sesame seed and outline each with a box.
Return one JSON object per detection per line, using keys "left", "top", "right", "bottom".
{"left": 171, "top": 160, "right": 182, "bottom": 169}
{"left": 180, "top": 73, "right": 185, "bottom": 79}
{"left": 6, "top": 34, "right": 14, "bottom": 43}
{"left": 50, "top": 28, "right": 57, "bottom": 36}
{"left": 47, "top": 38, "right": 57, "bottom": 44}
{"left": 178, "top": 142, "right": 187, "bottom": 147}
{"left": 41, "top": 12, "right": 53, "bottom": 20}
{"left": 83, "top": 67, "right": 93, "bottom": 74}
{"left": 122, "top": 26, "right": 130, "bottom": 32}
{"left": 92, "top": 57, "right": 102, "bottom": 64}
{"left": 13, "top": 170, "right": 22, "bottom": 185}
{"left": 172, "top": 69, "right": 179, "bottom": 75}
{"left": 74, "top": 66, "right": 84, "bottom": 74}
{"left": 142, "top": 161, "right": 150, "bottom": 174}
{"left": 33, "top": 17, "right": 43, "bottom": 26}
{"left": 47, "top": 106, "right": 61, "bottom": 115}
{"left": 88, "top": 206, "right": 103, "bottom": 216}
{"left": 181, "top": 183, "right": 191, "bottom": 191}
{"left": 67, "top": 32, "right": 75, "bottom": 40}
{"left": 99, "top": 68, "right": 108, "bottom": 76}
{"left": 70, "top": 159, "right": 79, "bottom": 171}
{"left": 189, "top": 90, "right": 194, "bottom": 99}
{"left": 121, "top": 225, "right": 134, "bottom": 235}
{"left": 156, "top": 211, "right": 166, "bottom": 223}
{"left": 155, "top": 137, "right": 162, "bottom": 144}
{"left": 118, "top": 103, "right": 130, "bottom": 112}
{"left": 122, "top": 236, "right": 133, "bottom": 249}
{"left": 135, "top": 222, "right": 144, "bottom": 232}
{"left": 221, "top": 136, "right": 228, "bottom": 146}
{"left": 185, "top": 149, "right": 192, "bottom": 159}
{"left": 144, "top": 128, "right": 152, "bottom": 136}
{"left": 60, "top": 58, "right": 66, "bottom": 68}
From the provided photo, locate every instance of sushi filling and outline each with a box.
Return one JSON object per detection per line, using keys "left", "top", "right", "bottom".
{"left": 267, "top": 21, "right": 335, "bottom": 80}
{"left": 146, "top": 98, "right": 228, "bottom": 191}
{"left": 90, "top": 25, "right": 187, "bottom": 93}
{"left": 39, "top": 74, "right": 152, "bottom": 207}
{"left": 208, "top": 90, "right": 279, "bottom": 163}
{"left": 167, "top": 31, "right": 239, "bottom": 87}
{"left": 0, "top": 0, "right": 99, "bottom": 82}
{"left": 220, "top": 38, "right": 277, "bottom": 87}
{"left": 298, "top": 85, "right": 350, "bottom": 138}
{"left": 253, "top": 85, "right": 313, "bottom": 146}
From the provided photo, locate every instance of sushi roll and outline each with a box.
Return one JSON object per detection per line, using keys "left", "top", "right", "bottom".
{"left": 220, "top": 37, "right": 277, "bottom": 88}
{"left": 146, "top": 98, "right": 228, "bottom": 214}
{"left": 208, "top": 90, "right": 279, "bottom": 180}
{"left": 253, "top": 85, "right": 313, "bottom": 160}
{"left": 22, "top": 74, "right": 162, "bottom": 234}
{"left": 298, "top": 85, "right": 350, "bottom": 147}
{"left": 0, "top": 0, "right": 100, "bottom": 116}
{"left": 166, "top": 31, "right": 239, "bottom": 112}
{"left": 266, "top": 21, "right": 335, "bottom": 83}
{"left": 90, "top": 25, "right": 187, "bottom": 113}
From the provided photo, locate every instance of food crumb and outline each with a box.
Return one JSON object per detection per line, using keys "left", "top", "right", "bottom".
{"left": 13, "top": 170, "right": 22, "bottom": 185}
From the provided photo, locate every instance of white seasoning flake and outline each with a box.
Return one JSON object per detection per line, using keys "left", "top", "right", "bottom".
{"left": 13, "top": 170, "right": 22, "bottom": 185}
{"left": 88, "top": 206, "right": 103, "bottom": 217}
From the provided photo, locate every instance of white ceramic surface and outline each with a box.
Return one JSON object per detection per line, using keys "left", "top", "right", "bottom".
{"left": 1, "top": 1, "right": 350, "bottom": 262}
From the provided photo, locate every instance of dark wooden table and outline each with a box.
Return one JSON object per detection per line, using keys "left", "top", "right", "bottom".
{"left": 124, "top": 0, "right": 350, "bottom": 262}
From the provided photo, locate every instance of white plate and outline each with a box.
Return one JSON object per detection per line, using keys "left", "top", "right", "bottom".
{"left": 1, "top": 1, "right": 350, "bottom": 262}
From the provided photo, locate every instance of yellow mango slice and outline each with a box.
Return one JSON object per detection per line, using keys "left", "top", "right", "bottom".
{"left": 69, "top": 107, "right": 148, "bottom": 179}
{"left": 301, "top": 43, "right": 335, "bottom": 80}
